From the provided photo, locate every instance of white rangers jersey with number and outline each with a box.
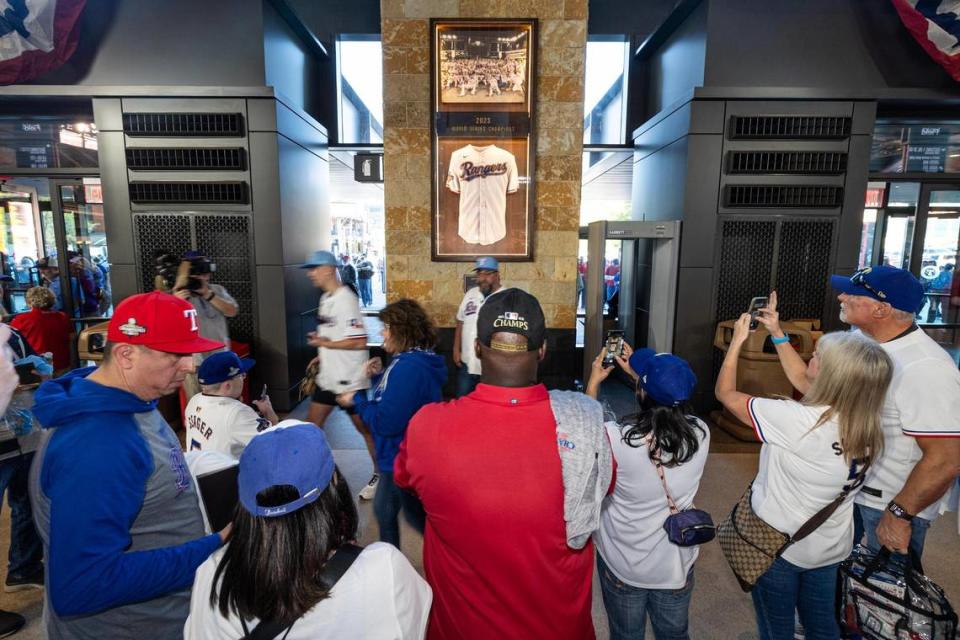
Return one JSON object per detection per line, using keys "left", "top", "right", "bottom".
{"left": 446, "top": 144, "right": 519, "bottom": 245}
{"left": 184, "top": 393, "right": 270, "bottom": 459}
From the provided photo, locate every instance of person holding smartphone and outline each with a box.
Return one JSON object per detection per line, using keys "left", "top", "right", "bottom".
{"left": 184, "top": 351, "right": 278, "bottom": 459}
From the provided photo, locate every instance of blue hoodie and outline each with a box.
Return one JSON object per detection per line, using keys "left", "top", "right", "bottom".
{"left": 353, "top": 349, "right": 447, "bottom": 472}
{"left": 30, "top": 368, "right": 220, "bottom": 639}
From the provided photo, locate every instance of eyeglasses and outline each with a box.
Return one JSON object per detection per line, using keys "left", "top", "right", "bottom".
{"left": 850, "top": 268, "right": 886, "bottom": 301}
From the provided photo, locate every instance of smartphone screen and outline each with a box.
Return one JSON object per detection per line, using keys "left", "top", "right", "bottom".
{"left": 603, "top": 331, "right": 624, "bottom": 366}
{"left": 748, "top": 296, "right": 768, "bottom": 329}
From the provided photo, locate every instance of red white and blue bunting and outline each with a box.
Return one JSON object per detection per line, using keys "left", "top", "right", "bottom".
{"left": 0, "top": 0, "right": 86, "bottom": 84}
{"left": 891, "top": 0, "right": 960, "bottom": 82}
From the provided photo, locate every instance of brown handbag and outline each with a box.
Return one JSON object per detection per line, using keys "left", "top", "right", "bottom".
{"left": 718, "top": 462, "right": 869, "bottom": 592}
{"left": 299, "top": 360, "right": 319, "bottom": 399}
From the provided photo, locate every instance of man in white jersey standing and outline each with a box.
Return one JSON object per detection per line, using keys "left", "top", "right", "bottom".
{"left": 830, "top": 265, "right": 960, "bottom": 556}
{"left": 184, "top": 351, "right": 278, "bottom": 458}
{"left": 301, "top": 250, "right": 378, "bottom": 500}
{"left": 452, "top": 256, "right": 504, "bottom": 397}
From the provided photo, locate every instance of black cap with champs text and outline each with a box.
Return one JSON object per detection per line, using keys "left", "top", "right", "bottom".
{"left": 476, "top": 288, "right": 546, "bottom": 351}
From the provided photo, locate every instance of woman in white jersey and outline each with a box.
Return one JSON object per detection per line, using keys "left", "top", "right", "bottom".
{"left": 586, "top": 344, "right": 708, "bottom": 640}
{"left": 185, "top": 421, "right": 431, "bottom": 639}
{"left": 716, "top": 309, "right": 892, "bottom": 640}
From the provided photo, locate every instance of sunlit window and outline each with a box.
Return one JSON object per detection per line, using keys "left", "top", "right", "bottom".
{"left": 337, "top": 38, "right": 384, "bottom": 144}
{"left": 583, "top": 38, "right": 629, "bottom": 146}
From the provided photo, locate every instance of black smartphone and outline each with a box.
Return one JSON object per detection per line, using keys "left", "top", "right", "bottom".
{"left": 602, "top": 330, "right": 624, "bottom": 367}
{"left": 252, "top": 384, "right": 268, "bottom": 412}
{"left": 747, "top": 296, "right": 769, "bottom": 330}
{"left": 14, "top": 363, "right": 41, "bottom": 385}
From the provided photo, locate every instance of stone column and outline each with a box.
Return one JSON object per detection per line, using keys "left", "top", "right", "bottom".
{"left": 381, "top": 0, "right": 587, "bottom": 335}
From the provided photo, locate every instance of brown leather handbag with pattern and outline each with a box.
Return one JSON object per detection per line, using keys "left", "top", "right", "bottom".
{"left": 299, "top": 360, "right": 319, "bottom": 399}
{"left": 718, "top": 466, "right": 869, "bottom": 592}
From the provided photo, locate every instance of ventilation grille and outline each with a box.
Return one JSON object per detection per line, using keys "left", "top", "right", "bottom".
{"left": 129, "top": 182, "right": 249, "bottom": 204}
{"left": 133, "top": 215, "right": 192, "bottom": 293}
{"left": 195, "top": 215, "right": 255, "bottom": 342}
{"left": 123, "top": 112, "right": 245, "bottom": 137}
{"left": 725, "top": 185, "right": 843, "bottom": 208}
{"left": 775, "top": 220, "right": 835, "bottom": 320}
{"left": 727, "top": 151, "right": 847, "bottom": 175}
{"left": 715, "top": 220, "right": 778, "bottom": 323}
{"left": 126, "top": 148, "right": 246, "bottom": 171}
{"left": 133, "top": 214, "right": 255, "bottom": 342}
{"left": 729, "top": 116, "right": 851, "bottom": 140}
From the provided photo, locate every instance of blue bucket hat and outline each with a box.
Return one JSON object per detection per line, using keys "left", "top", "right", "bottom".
{"left": 238, "top": 421, "right": 335, "bottom": 518}
{"left": 197, "top": 351, "right": 255, "bottom": 385}
{"left": 301, "top": 250, "right": 338, "bottom": 269}
{"left": 829, "top": 265, "right": 924, "bottom": 313}
{"left": 628, "top": 348, "right": 697, "bottom": 407}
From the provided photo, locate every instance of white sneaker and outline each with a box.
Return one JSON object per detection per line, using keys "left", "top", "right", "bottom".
{"left": 359, "top": 474, "right": 379, "bottom": 501}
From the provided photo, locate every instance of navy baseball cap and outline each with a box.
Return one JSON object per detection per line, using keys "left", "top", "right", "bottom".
{"left": 829, "top": 265, "right": 924, "bottom": 313}
{"left": 238, "top": 421, "right": 335, "bottom": 518}
{"left": 197, "top": 351, "right": 255, "bottom": 385}
{"left": 628, "top": 348, "right": 697, "bottom": 407}
{"left": 473, "top": 256, "right": 499, "bottom": 272}
{"left": 301, "top": 250, "right": 338, "bottom": 269}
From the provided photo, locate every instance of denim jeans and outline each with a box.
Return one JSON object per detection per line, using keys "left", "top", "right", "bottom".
{"left": 0, "top": 453, "right": 42, "bottom": 580}
{"left": 455, "top": 365, "right": 480, "bottom": 398}
{"left": 358, "top": 278, "right": 373, "bottom": 307}
{"left": 373, "top": 470, "right": 426, "bottom": 548}
{"left": 597, "top": 553, "right": 694, "bottom": 640}
{"left": 853, "top": 503, "right": 931, "bottom": 559}
{"left": 752, "top": 557, "right": 839, "bottom": 640}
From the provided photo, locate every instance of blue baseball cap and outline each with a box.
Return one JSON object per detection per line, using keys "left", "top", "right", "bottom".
{"left": 301, "top": 250, "right": 338, "bottom": 269}
{"left": 473, "top": 256, "right": 499, "bottom": 272}
{"left": 197, "top": 351, "right": 255, "bottom": 385}
{"left": 829, "top": 265, "right": 924, "bottom": 313}
{"left": 238, "top": 421, "right": 335, "bottom": 518}
{"left": 628, "top": 348, "right": 697, "bottom": 407}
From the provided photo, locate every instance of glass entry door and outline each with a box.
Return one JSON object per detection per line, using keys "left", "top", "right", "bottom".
{"left": 866, "top": 181, "right": 960, "bottom": 328}
{"left": 2, "top": 177, "right": 112, "bottom": 322}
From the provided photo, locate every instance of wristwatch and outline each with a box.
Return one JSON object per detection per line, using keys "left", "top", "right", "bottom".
{"left": 205, "top": 291, "right": 215, "bottom": 302}
{"left": 886, "top": 500, "right": 914, "bottom": 522}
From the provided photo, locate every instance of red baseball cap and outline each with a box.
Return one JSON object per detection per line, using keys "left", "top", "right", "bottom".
{"left": 107, "top": 292, "right": 224, "bottom": 353}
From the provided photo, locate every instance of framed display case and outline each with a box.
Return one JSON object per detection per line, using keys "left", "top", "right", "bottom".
{"left": 431, "top": 19, "right": 537, "bottom": 261}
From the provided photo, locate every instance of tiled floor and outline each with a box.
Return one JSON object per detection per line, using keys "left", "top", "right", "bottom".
{"left": 3, "top": 396, "right": 958, "bottom": 639}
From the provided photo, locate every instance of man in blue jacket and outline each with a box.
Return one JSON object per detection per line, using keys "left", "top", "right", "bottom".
{"left": 30, "top": 292, "right": 228, "bottom": 639}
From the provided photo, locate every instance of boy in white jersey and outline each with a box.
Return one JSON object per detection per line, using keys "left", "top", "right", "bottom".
{"left": 830, "top": 265, "right": 960, "bottom": 557}
{"left": 185, "top": 351, "right": 277, "bottom": 459}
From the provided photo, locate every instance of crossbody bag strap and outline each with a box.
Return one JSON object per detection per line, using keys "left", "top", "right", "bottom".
{"left": 241, "top": 543, "right": 365, "bottom": 640}
{"left": 790, "top": 459, "right": 871, "bottom": 545}
{"left": 650, "top": 444, "right": 680, "bottom": 515}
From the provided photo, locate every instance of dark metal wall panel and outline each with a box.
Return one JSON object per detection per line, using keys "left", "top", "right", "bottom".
{"left": 277, "top": 135, "right": 329, "bottom": 266}
{"left": 681, "top": 133, "right": 724, "bottom": 268}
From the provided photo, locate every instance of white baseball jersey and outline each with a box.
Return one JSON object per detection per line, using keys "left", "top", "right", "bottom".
{"left": 855, "top": 327, "right": 960, "bottom": 520}
{"left": 185, "top": 393, "right": 270, "bottom": 459}
{"left": 446, "top": 144, "right": 519, "bottom": 246}
{"left": 748, "top": 397, "right": 867, "bottom": 569}
{"left": 317, "top": 285, "right": 370, "bottom": 394}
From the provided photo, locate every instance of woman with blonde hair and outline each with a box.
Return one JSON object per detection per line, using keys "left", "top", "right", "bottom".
{"left": 716, "top": 293, "right": 892, "bottom": 640}
{"left": 10, "top": 286, "right": 73, "bottom": 372}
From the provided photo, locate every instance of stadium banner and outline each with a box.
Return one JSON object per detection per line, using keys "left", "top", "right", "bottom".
{"left": 890, "top": 0, "right": 960, "bottom": 82}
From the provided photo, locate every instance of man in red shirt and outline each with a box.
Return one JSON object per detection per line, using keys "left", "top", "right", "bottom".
{"left": 394, "top": 289, "right": 596, "bottom": 640}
